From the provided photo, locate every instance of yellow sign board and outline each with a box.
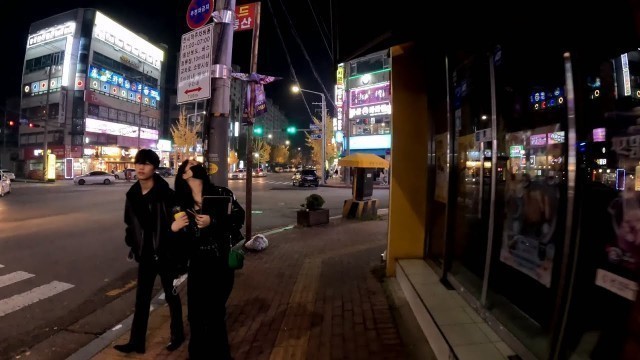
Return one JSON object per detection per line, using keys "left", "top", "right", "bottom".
{"left": 47, "top": 154, "right": 56, "bottom": 181}
{"left": 209, "top": 163, "right": 218, "bottom": 174}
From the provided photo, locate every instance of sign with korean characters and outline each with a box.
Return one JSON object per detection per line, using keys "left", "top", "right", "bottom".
{"left": 234, "top": 3, "right": 257, "bottom": 31}
{"left": 178, "top": 24, "right": 213, "bottom": 104}
{"left": 186, "top": 0, "right": 213, "bottom": 30}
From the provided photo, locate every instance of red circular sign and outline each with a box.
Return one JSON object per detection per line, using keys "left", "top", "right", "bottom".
{"left": 186, "top": 0, "right": 214, "bottom": 30}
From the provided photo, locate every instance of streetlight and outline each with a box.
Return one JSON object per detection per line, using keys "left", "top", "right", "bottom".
{"left": 285, "top": 140, "right": 290, "bottom": 146}
{"left": 291, "top": 85, "right": 326, "bottom": 183}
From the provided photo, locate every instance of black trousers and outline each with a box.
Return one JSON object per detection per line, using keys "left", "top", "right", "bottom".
{"left": 129, "top": 258, "right": 184, "bottom": 346}
{"left": 188, "top": 250, "right": 234, "bottom": 360}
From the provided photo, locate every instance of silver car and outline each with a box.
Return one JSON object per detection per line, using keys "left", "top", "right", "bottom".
{"left": 0, "top": 169, "right": 15, "bottom": 181}
{"left": 0, "top": 175, "right": 11, "bottom": 197}
{"left": 73, "top": 171, "right": 116, "bottom": 185}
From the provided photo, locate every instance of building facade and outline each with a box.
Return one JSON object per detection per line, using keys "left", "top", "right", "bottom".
{"left": 386, "top": 39, "right": 640, "bottom": 359}
{"left": 340, "top": 50, "right": 391, "bottom": 160}
{"left": 19, "top": 9, "right": 165, "bottom": 179}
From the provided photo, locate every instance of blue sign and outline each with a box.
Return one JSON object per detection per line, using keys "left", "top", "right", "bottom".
{"left": 186, "top": 0, "right": 214, "bottom": 30}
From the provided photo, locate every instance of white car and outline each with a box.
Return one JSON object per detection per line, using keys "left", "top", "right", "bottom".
{"left": 113, "top": 168, "right": 137, "bottom": 180}
{"left": 73, "top": 171, "right": 116, "bottom": 185}
{"left": 0, "top": 175, "right": 10, "bottom": 197}
{"left": 229, "top": 169, "right": 246, "bottom": 180}
{"left": 0, "top": 169, "right": 15, "bottom": 181}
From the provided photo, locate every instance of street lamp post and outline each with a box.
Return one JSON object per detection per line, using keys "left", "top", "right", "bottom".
{"left": 291, "top": 85, "right": 326, "bottom": 183}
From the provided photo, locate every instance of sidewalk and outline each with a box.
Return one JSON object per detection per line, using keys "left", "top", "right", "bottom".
{"left": 320, "top": 178, "right": 389, "bottom": 189}
{"left": 83, "top": 216, "right": 407, "bottom": 359}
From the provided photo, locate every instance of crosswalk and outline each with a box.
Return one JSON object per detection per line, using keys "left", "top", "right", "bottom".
{"left": 0, "top": 264, "right": 74, "bottom": 318}
{"left": 253, "top": 179, "right": 293, "bottom": 185}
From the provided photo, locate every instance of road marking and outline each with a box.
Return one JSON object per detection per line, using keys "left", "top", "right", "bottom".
{"left": 0, "top": 264, "right": 4, "bottom": 268}
{"left": 105, "top": 280, "right": 136, "bottom": 297}
{"left": 0, "top": 271, "right": 34, "bottom": 288}
{"left": 0, "top": 281, "right": 74, "bottom": 317}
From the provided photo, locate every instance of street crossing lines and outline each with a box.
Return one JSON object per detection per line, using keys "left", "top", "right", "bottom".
{"left": 0, "top": 265, "right": 74, "bottom": 318}
{"left": 0, "top": 271, "right": 35, "bottom": 288}
{"left": 0, "top": 281, "right": 74, "bottom": 317}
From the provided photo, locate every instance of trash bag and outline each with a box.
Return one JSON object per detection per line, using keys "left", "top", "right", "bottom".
{"left": 245, "top": 234, "right": 269, "bottom": 251}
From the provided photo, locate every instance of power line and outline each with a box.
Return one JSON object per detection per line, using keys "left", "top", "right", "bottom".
{"left": 305, "top": 0, "right": 333, "bottom": 63}
{"left": 276, "top": 0, "right": 337, "bottom": 110}
{"left": 264, "top": 0, "right": 315, "bottom": 121}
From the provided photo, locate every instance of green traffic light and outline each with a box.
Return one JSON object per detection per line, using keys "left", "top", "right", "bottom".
{"left": 253, "top": 126, "right": 263, "bottom": 135}
{"left": 286, "top": 126, "right": 296, "bottom": 134}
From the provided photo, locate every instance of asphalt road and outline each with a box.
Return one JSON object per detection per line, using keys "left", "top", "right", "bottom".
{"left": 0, "top": 173, "right": 388, "bottom": 358}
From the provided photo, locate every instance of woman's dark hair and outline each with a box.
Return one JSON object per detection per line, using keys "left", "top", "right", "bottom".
{"left": 174, "top": 160, "right": 213, "bottom": 209}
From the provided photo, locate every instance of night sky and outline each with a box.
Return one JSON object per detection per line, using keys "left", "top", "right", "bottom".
{"left": 0, "top": 0, "right": 368, "bottom": 147}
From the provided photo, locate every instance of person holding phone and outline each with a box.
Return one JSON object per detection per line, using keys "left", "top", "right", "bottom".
{"left": 172, "top": 160, "right": 245, "bottom": 360}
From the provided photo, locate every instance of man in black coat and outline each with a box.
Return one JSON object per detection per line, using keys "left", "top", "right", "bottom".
{"left": 113, "top": 149, "right": 185, "bottom": 354}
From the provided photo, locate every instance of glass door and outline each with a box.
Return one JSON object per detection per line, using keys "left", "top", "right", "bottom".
{"left": 561, "top": 48, "right": 640, "bottom": 360}
{"left": 485, "top": 46, "right": 571, "bottom": 359}
{"left": 448, "top": 54, "right": 494, "bottom": 299}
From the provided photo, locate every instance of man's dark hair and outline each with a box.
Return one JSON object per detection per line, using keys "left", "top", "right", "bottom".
{"left": 134, "top": 149, "right": 160, "bottom": 169}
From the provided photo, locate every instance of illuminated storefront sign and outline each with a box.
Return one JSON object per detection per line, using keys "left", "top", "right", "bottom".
{"left": 27, "top": 22, "right": 76, "bottom": 48}
{"left": 548, "top": 131, "right": 565, "bottom": 144}
{"left": 349, "top": 82, "right": 391, "bottom": 119}
{"left": 593, "top": 127, "right": 606, "bottom": 142}
{"left": 93, "top": 12, "right": 164, "bottom": 69}
{"left": 349, "top": 134, "right": 391, "bottom": 150}
{"left": 530, "top": 134, "right": 547, "bottom": 146}
{"left": 157, "top": 139, "right": 172, "bottom": 151}
{"left": 336, "top": 64, "right": 344, "bottom": 86}
{"left": 510, "top": 145, "right": 524, "bottom": 157}
{"left": 85, "top": 117, "right": 158, "bottom": 140}
{"left": 88, "top": 65, "right": 160, "bottom": 107}
{"left": 47, "top": 154, "right": 56, "bottom": 180}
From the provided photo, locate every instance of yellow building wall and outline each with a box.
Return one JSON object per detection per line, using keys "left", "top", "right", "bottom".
{"left": 386, "top": 43, "right": 430, "bottom": 276}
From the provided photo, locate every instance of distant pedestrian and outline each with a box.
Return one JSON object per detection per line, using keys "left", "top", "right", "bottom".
{"left": 173, "top": 160, "right": 245, "bottom": 360}
{"left": 113, "top": 149, "right": 185, "bottom": 354}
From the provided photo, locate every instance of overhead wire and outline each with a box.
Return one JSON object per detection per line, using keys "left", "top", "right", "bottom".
{"left": 305, "top": 0, "right": 333, "bottom": 63}
{"left": 264, "top": 0, "right": 316, "bottom": 121}
{"left": 276, "top": 0, "right": 337, "bottom": 110}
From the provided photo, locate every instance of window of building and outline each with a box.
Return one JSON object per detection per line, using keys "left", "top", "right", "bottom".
{"left": 351, "top": 117, "right": 390, "bottom": 136}
{"left": 24, "top": 51, "right": 65, "bottom": 74}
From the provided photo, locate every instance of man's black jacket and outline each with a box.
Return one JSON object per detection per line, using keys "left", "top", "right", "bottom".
{"left": 124, "top": 173, "right": 179, "bottom": 267}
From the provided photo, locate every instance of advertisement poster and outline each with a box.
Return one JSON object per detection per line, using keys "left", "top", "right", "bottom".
{"left": 435, "top": 132, "right": 448, "bottom": 203}
{"left": 500, "top": 125, "right": 563, "bottom": 287}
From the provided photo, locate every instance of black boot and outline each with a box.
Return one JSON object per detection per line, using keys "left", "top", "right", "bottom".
{"left": 166, "top": 335, "right": 185, "bottom": 352}
{"left": 113, "top": 342, "right": 145, "bottom": 354}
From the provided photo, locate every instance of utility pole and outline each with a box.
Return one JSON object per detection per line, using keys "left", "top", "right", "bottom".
{"left": 137, "top": 62, "right": 145, "bottom": 150}
{"left": 207, "top": 0, "right": 237, "bottom": 187}
{"left": 1, "top": 106, "right": 6, "bottom": 169}
{"left": 245, "top": 2, "right": 261, "bottom": 242}
{"left": 321, "top": 92, "right": 327, "bottom": 183}
{"left": 42, "top": 65, "right": 53, "bottom": 182}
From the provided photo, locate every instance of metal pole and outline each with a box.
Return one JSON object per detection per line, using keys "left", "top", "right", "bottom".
{"left": 321, "top": 93, "right": 326, "bottom": 183}
{"left": 194, "top": 101, "right": 198, "bottom": 155}
{"left": 43, "top": 65, "right": 53, "bottom": 182}
{"left": 245, "top": 2, "right": 261, "bottom": 242}
{"left": 1, "top": 108, "right": 6, "bottom": 169}
{"left": 137, "top": 63, "right": 144, "bottom": 150}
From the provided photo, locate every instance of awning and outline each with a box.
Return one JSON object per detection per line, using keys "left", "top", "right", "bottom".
{"left": 338, "top": 152, "right": 389, "bottom": 168}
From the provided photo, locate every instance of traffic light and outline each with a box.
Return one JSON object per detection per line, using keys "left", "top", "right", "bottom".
{"left": 286, "top": 126, "right": 296, "bottom": 135}
{"left": 8, "top": 120, "right": 15, "bottom": 126}
{"left": 253, "top": 125, "right": 263, "bottom": 136}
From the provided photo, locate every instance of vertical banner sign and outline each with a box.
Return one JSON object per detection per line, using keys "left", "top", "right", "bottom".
{"left": 186, "top": 0, "right": 214, "bottom": 30}
{"left": 234, "top": 3, "right": 257, "bottom": 31}
{"left": 177, "top": 23, "right": 214, "bottom": 104}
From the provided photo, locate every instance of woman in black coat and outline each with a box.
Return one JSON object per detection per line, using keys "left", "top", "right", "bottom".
{"left": 172, "top": 160, "right": 244, "bottom": 360}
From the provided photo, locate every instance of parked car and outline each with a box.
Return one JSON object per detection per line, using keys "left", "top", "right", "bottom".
{"left": 229, "top": 168, "right": 246, "bottom": 180}
{"left": 114, "top": 168, "right": 137, "bottom": 180}
{"left": 0, "top": 175, "right": 11, "bottom": 197}
{"left": 0, "top": 169, "right": 15, "bottom": 181}
{"left": 156, "top": 166, "right": 174, "bottom": 177}
{"left": 74, "top": 171, "right": 116, "bottom": 185}
{"left": 292, "top": 169, "right": 319, "bottom": 187}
